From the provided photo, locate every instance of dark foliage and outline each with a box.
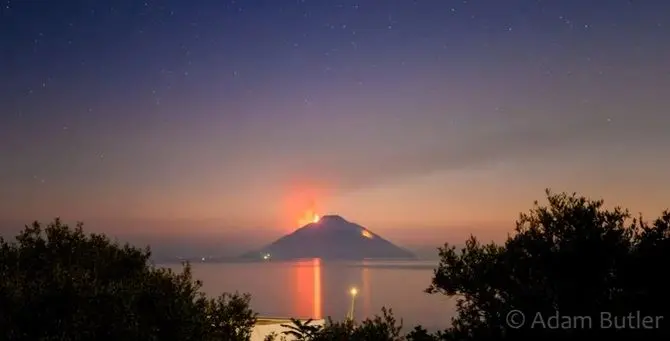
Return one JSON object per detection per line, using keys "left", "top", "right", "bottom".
{"left": 281, "top": 318, "right": 324, "bottom": 340}
{"left": 269, "top": 307, "right": 411, "bottom": 341}
{"left": 426, "top": 190, "right": 670, "bottom": 340}
{"left": 0, "top": 218, "right": 257, "bottom": 341}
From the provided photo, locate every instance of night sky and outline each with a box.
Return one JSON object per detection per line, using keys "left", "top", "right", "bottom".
{"left": 2, "top": 0, "right": 669, "bottom": 247}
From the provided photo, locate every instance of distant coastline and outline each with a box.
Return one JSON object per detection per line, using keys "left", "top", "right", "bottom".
{"left": 156, "top": 257, "right": 439, "bottom": 270}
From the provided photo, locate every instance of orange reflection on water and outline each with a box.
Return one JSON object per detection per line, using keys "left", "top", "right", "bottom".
{"left": 293, "top": 258, "right": 323, "bottom": 319}
{"left": 313, "top": 258, "right": 322, "bottom": 319}
{"left": 362, "top": 260, "right": 371, "bottom": 315}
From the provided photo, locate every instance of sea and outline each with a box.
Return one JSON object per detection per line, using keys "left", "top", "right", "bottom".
{"left": 160, "top": 259, "right": 456, "bottom": 331}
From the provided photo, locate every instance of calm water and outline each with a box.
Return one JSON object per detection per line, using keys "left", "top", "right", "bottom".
{"left": 162, "top": 260, "right": 456, "bottom": 331}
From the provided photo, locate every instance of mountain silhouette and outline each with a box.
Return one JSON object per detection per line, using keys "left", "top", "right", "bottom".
{"left": 241, "top": 215, "right": 416, "bottom": 260}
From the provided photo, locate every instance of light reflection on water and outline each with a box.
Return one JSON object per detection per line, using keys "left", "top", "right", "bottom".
{"left": 162, "top": 259, "right": 455, "bottom": 331}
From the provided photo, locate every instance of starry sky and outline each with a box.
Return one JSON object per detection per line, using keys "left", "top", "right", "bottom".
{"left": 2, "top": 0, "right": 669, "bottom": 251}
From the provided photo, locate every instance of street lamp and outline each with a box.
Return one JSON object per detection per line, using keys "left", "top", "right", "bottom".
{"left": 348, "top": 287, "right": 358, "bottom": 321}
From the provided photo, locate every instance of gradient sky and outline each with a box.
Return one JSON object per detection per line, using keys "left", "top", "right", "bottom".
{"left": 2, "top": 0, "right": 669, "bottom": 252}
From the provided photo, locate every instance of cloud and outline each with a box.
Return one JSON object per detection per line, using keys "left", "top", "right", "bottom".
{"left": 293, "top": 116, "right": 617, "bottom": 194}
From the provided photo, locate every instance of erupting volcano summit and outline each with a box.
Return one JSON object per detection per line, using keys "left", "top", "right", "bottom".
{"left": 241, "top": 215, "right": 416, "bottom": 261}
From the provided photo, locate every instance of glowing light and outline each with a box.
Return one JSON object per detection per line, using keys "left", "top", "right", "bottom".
{"left": 262, "top": 253, "right": 271, "bottom": 260}
{"left": 347, "top": 287, "right": 358, "bottom": 321}
{"left": 298, "top": 210, "right": 320, "bottom": 226}
{"left": 361, "top": 229, "right": 373, "bottom": 239}
{"left": 314, "top": 258, "right": 322, "bottom": 319}
{"left": 294, "top": 258, "right": 322, "bottom": 319}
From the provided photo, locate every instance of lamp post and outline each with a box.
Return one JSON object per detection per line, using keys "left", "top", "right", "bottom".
{"left": 348, "top": 287, "right": 358, "bottom": 322}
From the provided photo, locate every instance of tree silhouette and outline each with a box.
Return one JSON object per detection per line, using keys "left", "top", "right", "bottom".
{"left": 346, "top": 307, "right": 403, "bottom": 341}
{"left": 281, "top": 318, "right": 323, "bottom": 340}
{"left": 269, "top": 307, "right": 408, "bottom": 341}
{"left": 0, "top": 218, "right": 257, "bottom": 341}
{"left": 426, "top": 190, "right": 670, "bottom": 339}
{"left": 206, "top": 292, "right": 257, "bottom": 340}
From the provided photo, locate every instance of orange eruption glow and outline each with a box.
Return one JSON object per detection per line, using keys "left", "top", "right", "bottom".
{"left": 281, "top": 183, "right": 328, "bottom": 230}
{"left": 298, "top": 210, "right": 320, "bottom": 226}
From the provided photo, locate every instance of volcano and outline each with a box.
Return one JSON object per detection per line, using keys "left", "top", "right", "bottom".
{"left": 241, "top": 215, "right": 416, "bottom": 261}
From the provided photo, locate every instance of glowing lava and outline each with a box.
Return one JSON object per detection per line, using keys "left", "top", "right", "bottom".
{"left": 298, "top": 210, "right": 320, "bottom": 226}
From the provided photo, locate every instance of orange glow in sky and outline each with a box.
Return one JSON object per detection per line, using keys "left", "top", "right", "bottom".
{"left": 281, "top": 182, "right": 329, "bottom": 229}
